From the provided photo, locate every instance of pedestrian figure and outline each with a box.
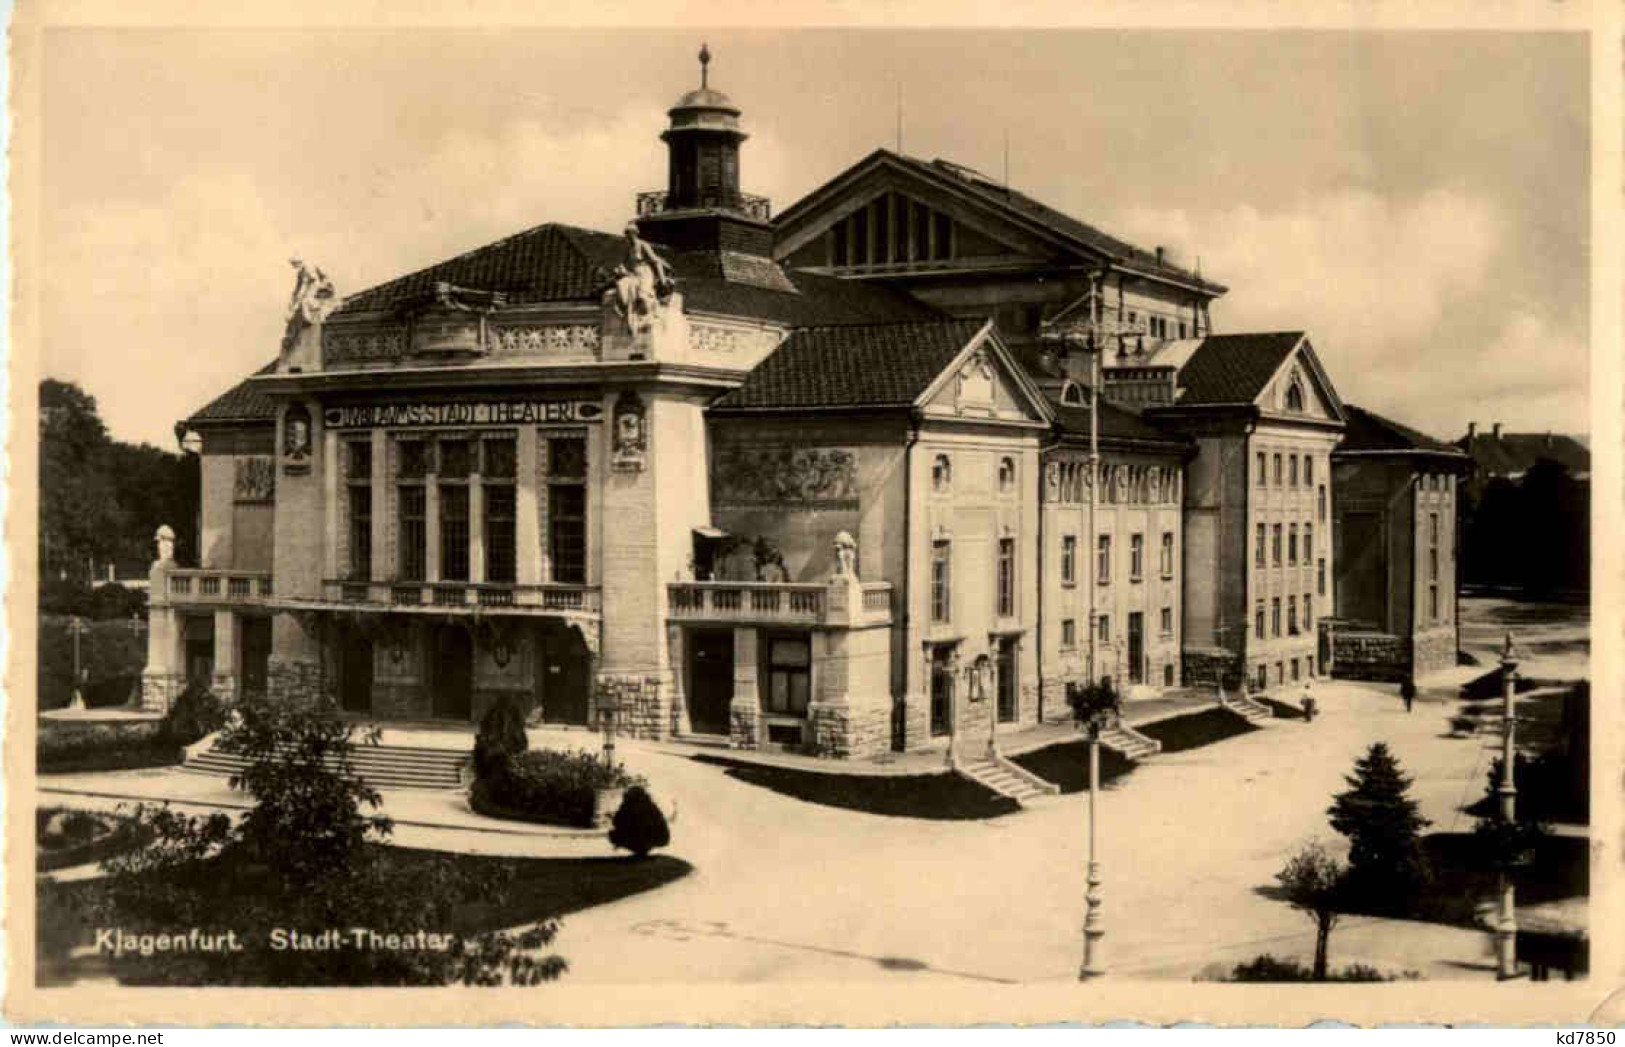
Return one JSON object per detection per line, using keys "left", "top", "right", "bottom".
{"left": 1401, "top": 677, "right": 1416, "bottom": 713}
{"left": 1300, "top": 680, "right": 1317, "bottom": 722}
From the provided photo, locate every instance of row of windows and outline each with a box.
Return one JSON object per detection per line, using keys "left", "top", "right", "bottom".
{"left": 1254, "top": 522, "right": 1316, "bottom": 568}
{"left": 1256, "top": 657, "right": 1315, "bottom": 690}
{"left": 1059, "top": 532, "right": 1176, "bottom": 585}
{"left": 348, "top": 434, "right": 586, "bottom": 585}
{"left": 1059, "top": 606, "right": 1175, "bottom": 648}
{"left": 931, "top": 537, "right": 1019, "bottom": 623}
{"left": 931, "top": 454, "right": 1019, "bottom": 495}
{"left": 1256, "top": 450, "right": 1319, "bottom": 488}
{"left": 1254, "top": 593, "right": 1316, "bottom": 639}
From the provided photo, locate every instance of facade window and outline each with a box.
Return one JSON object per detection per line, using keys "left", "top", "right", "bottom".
{"left": 1257, "top": 664, "right": 1268, "bottom": 691}
{"left": 1255, "top": 601, "right": 1266, "bottom": 640}
{"left": 1318, "top": 558, "right": 1326, "bottom": 597}
{"left": 396, "top": 439, "right": 428, "bottom": 581}
{"left": 1272, "top": 598, "right": 1282, "bottom": 637}
{"left": 1160, "top": 531, "right": 1175, "bottom": 577}
{"left": 547, "top": 436, "right": 588, "bottom": 584}
{"left": 482, "top": 437, "right": 517, "bottom": 583}
{"left": 1290, "top": 454, "right": 1299, "bottom": 487}
{"left": 1288, "top": 595, "right": 1298, "bottom": 635}
{"left": 1165, "top": 664, "right": 1175, "bottom": 687}
{"left": 1288, "top": 523, "right": 1298, "bottom": 565}
{"left": 1256, "top": 452, "right": 1267, "bottom": 486}
{"left": 1317, "top": 484, "right": 1327, "bottom": 521}
{"left": 1130, "top": 533, "right": 1144, "bottom": 582}
{"left": 1098, "top": 614, "right": 1110, "bottom": 643}
{"left": 1272, "top": 524, "right": 1283, "bottom": 565}
{"left": 1305, "top": 455, "right": 1314, "bottom": 485}
{"left": 1291, "top": 658, "right": 1300, "bottom": 682}
{"left": 1062, "top": 619, "right": 1076, "bottom": 648}
{"left": 1160, "top": 606, "right": 1173, "bottom": 635}
{"left": 1304, "top": 592, "right": 1313, "bottom": 630}
{"left": 1255, "top": 523, "right": 1266, "bottom": 567}
{"left": 998, "top": 456, "right": 1017, "bottom": 494}
{"left": 996, "top": 537, "right": 1016, "bottom": 618}
{"left": 764, "top": 635, "right": 812, "bottom": 716}
{"left": 1286, "top": 380, "right": 1305, "bottom": 413}
{"left": 1273, "top": 453, "right": 1283, "bottom": 485}
{"left": 931, "top": 540, "right": 952, "bottom": 622}
{"left": 1097, "top": 534, "right": 1111, "bottom": 585}
{"left": 932, "top": 453, "right": 952, "bottom": 493}
{"left": 437, "top": 438, "right": 472, "bottom": 582}
{"left": 347, "top": 440, "right": 372, "bottom": 580}
{"left": 1061, "top": 535, "right": 1077, "bottom": 586}
{"left": 1428, "top": 511, "right": 1441, "bottom": 622}
{"left": 1304, "top": 524, "right": 1313, "bottom": 563}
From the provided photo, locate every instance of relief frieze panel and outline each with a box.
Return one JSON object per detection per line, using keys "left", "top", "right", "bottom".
{"left": 711, "top": 445, "right": 860, "bottom": 509}
{"left": 233, "top": 455, "right": 277, "bottom": 503}
{"left": 1043, "top": 457, "right": 1179, "bottom": 506}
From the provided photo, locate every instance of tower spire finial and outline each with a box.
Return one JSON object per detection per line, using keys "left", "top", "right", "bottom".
{"left": 699, "top": 42, "right": 711, "bottom": 89}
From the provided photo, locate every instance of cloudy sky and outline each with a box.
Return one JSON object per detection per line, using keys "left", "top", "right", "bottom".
{"left": 38, "top": 26, "right": 1588, "bottom": 447}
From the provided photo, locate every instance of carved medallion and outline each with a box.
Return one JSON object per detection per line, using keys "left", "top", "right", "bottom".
{"left": 611, "top": 391, "right": 648, "bottom": 472}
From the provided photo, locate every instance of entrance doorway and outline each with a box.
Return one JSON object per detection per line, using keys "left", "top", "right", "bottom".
{"left": 240, "top": 617, "right": 272, "bottom": 698}
{"left": 996, "top": 638, "right": 1018, "bottom": 722}
{"left": 686, "top": 629, "right": 734, "bottom": 735}
{"left": 930, "top": 646, "right": 955, "bottom": 736}
{"left": 433, "top": 626, "right": 473, "bottom": 720}
{"left": 1127, "top": 612, "right": 1145, "bottom": 685}
{"left": 339, "top": 624, "right": 373, "bottom": 714}
{"left": 535, "top": 625, "right": 590, "bottom": 725}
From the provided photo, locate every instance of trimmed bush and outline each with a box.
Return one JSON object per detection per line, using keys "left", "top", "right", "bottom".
{"left": 159, "top": 683, "right": 228, "bottom": 747}
{"left": 474, "top": 697, "right": 529, "bottom": 779}
{"left": 609, "top": 786, "right": 670, "bottom": 857}
{"left": 37, "top": 720, "right": 180, "bottom": 774}
{"left": 471, "top": 749, "right": 640, "bottom": 829}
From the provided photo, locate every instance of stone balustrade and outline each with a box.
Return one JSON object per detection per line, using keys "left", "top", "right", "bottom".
{"left": 323, "top": 579, "right": 601, "bottom": 614}
{"left": 163, "top": 569, "right": 275, "bottom": 606}
{"left": 667, "top": 580, "right": 892, "bottom": 629}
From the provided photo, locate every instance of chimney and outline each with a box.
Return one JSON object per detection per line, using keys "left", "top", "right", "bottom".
{"left": 1467, "top": 421, "right": 1477, "bottom": 441}
{"left": 1492, "top": 422, "right": 1502, "bottom": 440}
{"left": 1155, "top": 245, "right": 1165, "bottom": 266}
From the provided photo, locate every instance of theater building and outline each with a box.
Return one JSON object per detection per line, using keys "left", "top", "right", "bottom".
{"left": 141, "top": 48, "right": 1456, "bottom": 760}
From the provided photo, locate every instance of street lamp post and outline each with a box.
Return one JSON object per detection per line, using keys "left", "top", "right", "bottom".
{"left": 1496, "top": 631, "right": 1520, "bottom": 979}
{"left": 599, "top": 698, "right": 622, "bottom": 768}
{"left": 68, "top": 615, "right": 89, "bottom": 711}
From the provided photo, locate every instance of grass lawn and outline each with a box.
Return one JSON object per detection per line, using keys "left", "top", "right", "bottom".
{"left": 693, "top": 755, "right": 1019, "bottom": 819}
{"left": 1009, "top": 739, "right": 1134, "bottom": 794}
{"left": 1138, "top": 708, "right": 1259, "bottom": 753}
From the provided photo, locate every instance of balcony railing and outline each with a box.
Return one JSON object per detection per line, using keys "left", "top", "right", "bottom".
{"left": 667, "top": 581, "right": 892, "bottom": 628}
{"left": 165, "top": 569, "right": 274, "bottom": 606}
{"left": 324, "top": 580, "right": 601, "bottom": 614}
{"left": 636, "top": 190, "right": 772, "bottom": 221}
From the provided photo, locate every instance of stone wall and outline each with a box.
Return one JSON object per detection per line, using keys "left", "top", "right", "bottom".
{"left": 1331, "top": 631, "right": 1408, "bottom": 682}
{"left": 808, "top": 702, "right": 892, "bottom": 760}
{"left": 1040, "top": 677, "right": 1074, "bottom": 724}
{"left": 729, "top": 701, "right": 760, "bottom": 750}
{"left": 1182, "top": 647, "right": 1241, "bottom": 689}
{"left": 267, "top": 657, "right": 330, "bottom": 708}
{"left": 1412, "top": 627, "right": 1458, "bottom": 678}
{"left": 594, "top": 671, "right": 670, "bottom": 740}
{"left": 139, "top": 671, "right": 185, "bottom": 715}
{"left": 902, "top": 693, "right": 933, "bottom": 752}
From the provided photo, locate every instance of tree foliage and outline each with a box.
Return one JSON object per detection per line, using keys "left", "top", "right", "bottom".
{"left": 1327, "top": 742, "right": 1431, "bottom": 906}
{"left": 1274, "top": 841, "right": 1347, "bottom": 980}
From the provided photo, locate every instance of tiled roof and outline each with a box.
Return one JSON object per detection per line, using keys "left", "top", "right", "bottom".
{"left": 684, "top": 267, "right": 940, "bottom": 326}
{"left": 1336, "top": 405, "right": 1465, "bottom": 457}
{"left": 710, "top": 319, "right": 988, "bottom": 411}
{"left": 334, "top": 224, "right": 625, "bottom": 315}
{"left": 185, "top": 361, "right": 278, "bottom": 425}
{"left": 1174, "top": 332, "right": 1305, "bottom": 406}
{"left": 1462, "top": 431, "right": 1590, "bottom": 478}
{"left": 1049, "top": 394, "right": 1192, "bottom": 450}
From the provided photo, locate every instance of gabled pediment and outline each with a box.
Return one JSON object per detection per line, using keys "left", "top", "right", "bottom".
{"left": 775, "top": 152, "right": 1095, "bottom": 275}
{"left": 917, "top": 325, "right": 1052, "bottom": 426}
{"left": 1261, "top": 337, "right": 1345, "bottom": 423}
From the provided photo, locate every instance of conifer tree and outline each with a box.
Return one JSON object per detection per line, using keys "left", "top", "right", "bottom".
{"left": 1327, "top": 742, "right": 1430, "bottom": 907}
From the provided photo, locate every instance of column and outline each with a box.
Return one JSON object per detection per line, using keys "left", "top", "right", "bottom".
{"left": 323, "top": 429, "right": 340, "bottom": 582}
{"left": 469, "top": 480, "right": 486, "bottom": 584}
{"left": 730, "top": 627, "right": 760, "bottom": 749}
{"left": 425, "top": 482, "right": 441, "bottom": 582}
{"left": 140, "top": 534, "right": 185, "bottom": 714}
{"left": 370, "top": 430, "right": 388, "bottom": 583}
{"left": 212, "top": 609, "right": 240, "bottom": 702}
{"left": 515, "top": 428, "right": 541, "bottom": 584}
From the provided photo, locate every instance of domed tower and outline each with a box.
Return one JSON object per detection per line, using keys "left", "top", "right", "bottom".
{"left": 636, "top": 45, "right": 775, "bottom": 257}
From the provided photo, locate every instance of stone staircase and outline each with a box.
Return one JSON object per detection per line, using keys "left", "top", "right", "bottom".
{"left": 1217, "top": 691, "right": 1274, "bottom": 725}
{"left": 181, "top": 736, "right": 471, "bottom": 791}
{"left": 957, "top": 753, "right": 1061, "bottom": 805}
{"left": 1097, "top": 723, "right": 1162, "bottom": 761}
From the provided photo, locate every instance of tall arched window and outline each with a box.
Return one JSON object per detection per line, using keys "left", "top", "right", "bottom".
{"left": 1285, "top": 379, "right": 1306, "bottom": 413}
{"left": 998, "top": 456, "right": 1017, "bottom": 494}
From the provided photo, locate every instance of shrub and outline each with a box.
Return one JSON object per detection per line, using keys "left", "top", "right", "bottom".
{"left": 474, "top": 697, "right": 529, "bottom": 779}
{"left": 472, "top": 749, "right": 639, "bottom": 829}
{"left": 1067, "top": 679, "right": 1121, "bottom": 735}
{"left": 37, "top": 720, "right": 179, "bottom": 773}
{"left": 1224, "top": 954, "right": 1418, "bottom": 982}
{"left": 159, "top": 683, "right": 228, "bottom": 747}
{"left": 609, "top": 786, "right": 670, "bottom": 857}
